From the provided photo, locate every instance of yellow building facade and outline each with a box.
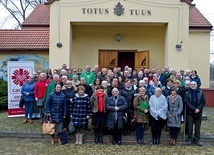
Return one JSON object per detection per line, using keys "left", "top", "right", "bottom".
{"left": 47, "top": 0, "right": 212, "bottom": 88}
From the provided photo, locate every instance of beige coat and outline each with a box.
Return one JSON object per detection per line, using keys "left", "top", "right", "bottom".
{"left": 90, "top": 93, "right": 108, "bottom": 113}
{"left": 133, "top": 95, "right": 149, "bottom": 123}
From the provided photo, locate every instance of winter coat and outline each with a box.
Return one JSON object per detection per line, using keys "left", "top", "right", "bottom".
{"left": 34, "top": 79, "right": 49, "bottom": 99}
{"left": 45, "top": 91, "right": 67, "bottom": 123}
{"left": 70, "top": 93, "right": 91, "bottom": 127}
{"left": 189, "top": 75, "right": 201, "bottom": 88}
{"left": 167, "top": 95, "right": 183, "bottom": 128}
{"left": 21, "top": 81, "right": 35, "bottom": 102}
{"left": 162, "top": 86, "right": 171, "bottom": 97}
{"left": 43, "top": 82, "right": 57, "bottom": 108}
{"left": 120, "top": 87, "right": 135, "bottom": 109}
{"left": 90, "top": 93, "right": 108, "bottom": 113}
{"left": 63, "top": 87, "right": 76, "bottom": 115}
{"left": 149, "top": 94, "right": 168, "bottom": 120}
{"left": 185, "top": 88, "right": 206, "bottom": 118}
{"left": 106, "top": 95, "right": 128, "bottom": 129}
{"left": 133, "top": 95, "right": 149, "bottom": 123}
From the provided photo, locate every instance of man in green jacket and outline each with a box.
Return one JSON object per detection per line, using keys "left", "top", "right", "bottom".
{"left": 80, "top": 65, "right": 95, "bottom": 86}
{"left": 44, "top": 74, "right": 60, "bottom": 108}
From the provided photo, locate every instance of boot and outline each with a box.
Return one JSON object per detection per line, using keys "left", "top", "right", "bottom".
{"left": 99, "top": 131, "right": 103, "bottom": 143}
{"left": 172, "top": 138, "right": 176, "bottom": 146}
{"left": 58, "top": 137, "right": 62, "bottom": 144}
{"left": 79, "top": 133, "right": 83, "bottom": 145}
{"left": 169, "top": 137, "right": 173, "bottom": 145}
{"left": 112, "top": 134, "right": 116, "bottom": 145}
{"left": 75, "top": 133, "right": 79, "bottom": 145}
{"left": 117, "top": 130, "right": 122, "bottom": 145}
{"left": 151, "top": 129, "right": 157, "bottom": 145}
{"left": 51, "top": 137, "right": 55, "bottom": 145}
{"left": 156, "top": 136, "right": 160, "bottom": 145}
{"left": 94, "top": 129, "right": 99, "bottom": 144}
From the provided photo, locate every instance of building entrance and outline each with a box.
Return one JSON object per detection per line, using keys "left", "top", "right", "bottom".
{"left": 98, "top": 50, "right": 149, "bottom": 71}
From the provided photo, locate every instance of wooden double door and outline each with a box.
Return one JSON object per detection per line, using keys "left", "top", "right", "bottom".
{"left": 98, "top": 50, "right": 149, "bottom": 71}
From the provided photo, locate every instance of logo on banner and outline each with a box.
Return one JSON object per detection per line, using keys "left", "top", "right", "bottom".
{"left": 11, "top": 69, "right": 30, "bottom": 86}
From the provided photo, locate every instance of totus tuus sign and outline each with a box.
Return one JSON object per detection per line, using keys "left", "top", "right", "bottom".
{"left": 82, "top": 2, "right": 152, "bottom": 16}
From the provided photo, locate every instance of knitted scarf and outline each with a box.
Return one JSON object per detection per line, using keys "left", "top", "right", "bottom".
{"left": 96, "top": 91, "right": 105, "bottom": 112}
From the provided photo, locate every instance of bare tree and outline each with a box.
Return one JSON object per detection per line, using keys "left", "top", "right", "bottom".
{"left": 0, "top": 0, "right": 43, "bottom": 29}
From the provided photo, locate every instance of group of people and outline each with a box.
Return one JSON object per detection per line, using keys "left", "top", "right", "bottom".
{"left": 21, "top": 64, "right": 206, "bottom": 146}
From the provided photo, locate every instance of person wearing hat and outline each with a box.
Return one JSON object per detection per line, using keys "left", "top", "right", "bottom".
{"left": 106, "top": 88, "right": 128, "bottom": 145}
{"left": 90, "top": 85, "right": 108, "bottom": 144}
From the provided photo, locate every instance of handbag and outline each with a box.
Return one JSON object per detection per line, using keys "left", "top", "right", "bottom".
{"left": 68, "top": 121, "right": 75, "bottom": 133}
{"left": 19, "top": 95, "right": 24, "bottom": 108}
{"left": 60, "top": 131, "right": 68, "bottom": 145}
{"left": 42, "top": 115, "right": 55, "bottom": 135}
{"left": 130, "top": 114, "right": 137, "bottom": 126}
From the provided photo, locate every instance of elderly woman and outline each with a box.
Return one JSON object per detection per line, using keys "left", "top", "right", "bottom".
{"left": 133, "top": 87, "right": 149, "bottom": 145}
{"left": 90, "top": 85, "right": 108, "bottom": 144}
{"left": 21, "top": 76, "right": 35, "bottom": 124}
{"left": 34, "top": 73, "right": 49, "bottom": 124}
{"left": 62, "top": 80, "right": 76, "bottom": 132}
{"left": 70, "top": 86, "right": 91, "bottom": 145}
{"left": 46, "top": 83, "right": 67, "bottom": 145}
{"left": 167, "top": 87, "right": 183, "bottom": 145}
{"left": 106, "top": 88, "right": 128, "bottom": 145}
{"left": 149, "top": 88, "right": 168, "bottom": 145}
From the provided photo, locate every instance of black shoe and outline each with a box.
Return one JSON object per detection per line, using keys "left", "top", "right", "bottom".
{"left": 141, "top": 140, "right": 146, "bottom": 145}
{"left": 99, "top": 134, "right": 103, "bottom": 143}
{"left": 112, "top": 140, "right": 116, "bottom": 145}
{"left": 186, "top": 141, "right": 192, "bottom": 146}
{"left": 193, "top": 140, "right": 203, "bottom": 146}
{"left": 156, "top": 137, "right": 160, "bottom": 145}
{"left": 137, "top": 140, "right": 142, "bottom": 145}
{"left": 118, "top": 141, "right": 122, "bottom": 145}
{"left": 152, "top": 138, "right": 156, "bottom": 145}
{"left": 95, "top": 135, "right": 99, "bottom": 144}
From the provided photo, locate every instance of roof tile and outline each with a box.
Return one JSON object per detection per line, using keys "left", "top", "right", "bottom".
{"left": 189, "top": 6, "right": 213, "bottom": 29}
{"left": 22, "top": 4, "right": 50, "bottom": 27}
{"left": 0, "top": 30, "right": 49, "bottom": 51}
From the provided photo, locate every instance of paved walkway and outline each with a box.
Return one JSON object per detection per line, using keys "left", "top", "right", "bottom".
{"left": 0, "top": 107, "right": 213, "bottom": 146}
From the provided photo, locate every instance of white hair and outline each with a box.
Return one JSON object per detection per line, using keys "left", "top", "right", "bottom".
{"left": 139, "top": 80, "right": 145, "bottom": 85}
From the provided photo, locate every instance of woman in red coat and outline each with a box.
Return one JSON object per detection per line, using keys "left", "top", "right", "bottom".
{"left": 34, "top": 73, "right": 49, "bottom": 124}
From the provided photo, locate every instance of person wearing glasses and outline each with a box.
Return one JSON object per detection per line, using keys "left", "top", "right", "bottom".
{"left": 185, "top": 81, "right": 206, "bottom": 146}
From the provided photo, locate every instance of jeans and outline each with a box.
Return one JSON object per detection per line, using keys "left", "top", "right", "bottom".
{"left": 38, "top": 106, "right": 44, "bottom": 123}
{"left": 24, "top": 101, "right": 34, "bottom": 119}
{"left": 136, "top": 123, "right": 146, "bottom": 141}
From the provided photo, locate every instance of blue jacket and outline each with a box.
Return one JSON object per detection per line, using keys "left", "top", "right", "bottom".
{"left": 190, "top": 75, "right": 201, "bottom": 88}
{"left": 21, "top": 81, "right": 35, "bottom": 102}
{"left": 46, "top": 91, "right": 67, "bottom": 123}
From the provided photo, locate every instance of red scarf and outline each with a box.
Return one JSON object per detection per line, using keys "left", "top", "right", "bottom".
{"left": 96, "top": 91, "right": 105, "bottom": 112}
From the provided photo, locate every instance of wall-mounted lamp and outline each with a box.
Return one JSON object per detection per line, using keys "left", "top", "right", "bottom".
{"left": 56, "top": 43, "right": 62, "bottom": 48}
{"left": 175, "top": 41, "right": 183, "bottom": 51}
{"left": 115, "top": 34, "right": 123, "bottom": 42}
